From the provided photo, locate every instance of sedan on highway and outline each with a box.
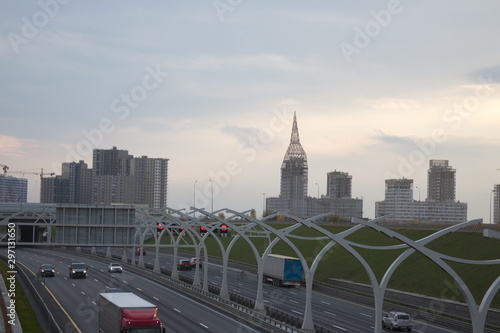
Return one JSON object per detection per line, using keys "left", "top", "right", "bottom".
{"left": 108, "top": 263, "right": 123, "bottom": 273}
{"left": 177, "top": 259, "right": 192, "bottom": 271}
{"left": 39, "top": 264, "right": 56, "bottom": 277}
{"left": 382, "top": 311, "right": 412, "bottom": 331}
{"left": 189, "top": 257, "right": 203, "bottom": 268}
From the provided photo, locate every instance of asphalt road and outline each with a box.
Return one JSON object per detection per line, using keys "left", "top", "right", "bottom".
{"left": 10, "top": 248, "right": 268, "bottom": 333}
{"left": 114, "top": 247, "right": 459, "bottom": 333}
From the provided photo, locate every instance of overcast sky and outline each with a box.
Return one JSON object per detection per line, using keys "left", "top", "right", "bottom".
{"left": 1, "top": 1, "right": 500, "bottom": 221}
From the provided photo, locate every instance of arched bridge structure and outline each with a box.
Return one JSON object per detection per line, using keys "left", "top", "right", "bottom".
{"left": 1, "top": 203, "right": 499, "bottom": 333}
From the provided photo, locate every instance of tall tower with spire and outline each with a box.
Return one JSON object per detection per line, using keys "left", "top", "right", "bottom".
{"left": 266, "top": 112, "right": 309, "bottom": 217}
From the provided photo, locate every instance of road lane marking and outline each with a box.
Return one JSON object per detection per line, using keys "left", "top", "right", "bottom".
{"left": 360, "top": 312, "right": 371, "bottom": 318}
{"left": 324, "top": 311, "right": 336, "bottom": 316}
{"left": 333, "top": 324, "right": 347, "bottom": 331}
{"left": 321, "top": 300, "right": 331, "bottom": 305}
{"left": 200, "top": 323, "right": 209, "bottom": 329}
{"left": 292, "top": 310, "right": 302, "bottom": 315}
{"left": 174, "top": 308, "right": 181, "bottom": 313}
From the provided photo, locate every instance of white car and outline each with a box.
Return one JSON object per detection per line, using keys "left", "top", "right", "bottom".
{"left": 382, "top": 311, "right": 412, "bottom": 331}
{"left": 108, "top": 263, "right": 123, "bottom": 273}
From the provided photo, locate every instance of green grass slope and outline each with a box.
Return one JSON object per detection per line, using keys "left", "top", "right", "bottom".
{"left": 148, "top": 224, "right": 500, "bottom": 308}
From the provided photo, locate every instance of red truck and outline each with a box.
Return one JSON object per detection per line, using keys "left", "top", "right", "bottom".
{"left": 98, "top": 292, "right": 165, "bottom": 333}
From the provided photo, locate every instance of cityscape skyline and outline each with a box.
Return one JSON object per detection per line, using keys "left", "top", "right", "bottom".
{"left": 1, "top": 2, "right": 500, "bottom": 221}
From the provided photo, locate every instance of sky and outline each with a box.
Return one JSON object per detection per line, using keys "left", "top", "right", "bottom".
{"left": 1, "top": 1, "right": 500, "bottom": 221}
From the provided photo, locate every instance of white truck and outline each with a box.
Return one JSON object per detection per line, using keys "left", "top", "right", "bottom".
{"left": 263, "top": 254, "right": 303, "bottom": 287}
{"left": 98, "top": 292, "right": 165, "bottom": 333}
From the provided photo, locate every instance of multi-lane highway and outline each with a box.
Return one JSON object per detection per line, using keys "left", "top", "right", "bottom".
{"left": 7, "top": 247, "right": 461, "bottom": 332}
{"left": 10, "top": 248, "right": 268, "bottom": 332}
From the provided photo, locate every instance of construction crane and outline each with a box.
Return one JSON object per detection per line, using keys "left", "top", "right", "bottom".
{"left": 0, "top": 164, "right": 8, "bottom": 175}
{"left": 7, "top": 168, "right": 55, "bottom": 179}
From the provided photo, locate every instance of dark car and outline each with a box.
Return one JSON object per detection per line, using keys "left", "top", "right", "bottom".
{"left": 39, "top": 264, "right": 55, "bottom": 277}
{"left": 69, "top": 262, "right": 88, "bottom": 279}
{"left": 382, "top": 311, "right": 412, "bottom": 331}
{"left": 189, "top": 257, "right": 203, "bottom": 268}
{"left": 135, "top": 247, "right": 146, "bottom": 256}
{"left": 177, "top": 259, "right": 192, "bottom": 271}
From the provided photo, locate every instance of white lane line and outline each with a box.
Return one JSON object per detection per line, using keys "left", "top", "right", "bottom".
{"left": 324, "top": 311, "right": 336, "bottom": 316}
{"left": 332, "top": 324, "right": 347, "bottom": 331}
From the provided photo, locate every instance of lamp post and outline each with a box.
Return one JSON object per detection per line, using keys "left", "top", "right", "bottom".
{"left": 490, "top": 189, "right": 494, "bottom": 224}
{"left": 316, "top": 183, "right": 319, "bottom": 198}
{"left": 193, "top": 180, "right": 197, "bottom": 216}
{"left": 262, "top": 193, "right": 265, "bottom": 218}
{"left": 209, "top": 179, "right": 213, "bottom": 213}
{"left": 415, "top": 186, "right": 421, "bottom": 223}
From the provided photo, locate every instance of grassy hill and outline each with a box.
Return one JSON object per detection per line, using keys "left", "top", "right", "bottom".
{"left": 147, "top": 223, "right": 500, "bottom": 308}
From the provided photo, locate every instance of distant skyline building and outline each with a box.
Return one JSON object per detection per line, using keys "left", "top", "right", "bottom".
{"left": 0, "top": 174, "right": 27, "bottom": 203}
{"left": 266, "top": 113, "right": 362, "bottom": 219}
{"left": 40, "top": 147, "right": 169, "bottom": 209}
{"left": 327, "top": 171, "right": 352, "bottom": 199}
{"left": 493, "top": 184, "right": 500, "bottom": 224}
{"left": 131, "top": 156, "right": 169, "bottom": 209}
{"left": 375, "top": 160, "right": 467, "bottom": 223}
{"left": 267, "top": 112, "right": 308, "bottom": 217}
{"left": 92, "top": 147, "right": 135, "bottom": 205}
{"left": 427, "top": 160, "right": 456, "bottom": 202}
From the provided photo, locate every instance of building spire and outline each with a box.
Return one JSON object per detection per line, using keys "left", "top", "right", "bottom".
{"left": 290, "top": 111, "right": 301, "bottom": 144}
{"left": 283, "top": 111, "right": 307, "bottom": 161}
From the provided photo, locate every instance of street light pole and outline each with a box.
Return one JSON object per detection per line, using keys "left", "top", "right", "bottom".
{"left": 262, "top": 193, "right": 265, "bottom": 218}
{"left": 193, "top": 180, "right": 197, "bottom": 216}
{"left": 490, "top": 189, "right": 494, "bottom": 224}
{"left": 316, "top": 183, "right": 319, "bottom": 198}
{"left": 416, "top": 186, "right": 421, "bottom": 223}
{"left": 209, "top": 179, "right": 213, "bottom": 213}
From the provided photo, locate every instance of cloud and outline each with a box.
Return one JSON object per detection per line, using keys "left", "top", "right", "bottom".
{"left": 467, "top": 65, "right": 500, "bottom": 83}
{"left": 0, "top": 135, "right": 38, "bottom": 158}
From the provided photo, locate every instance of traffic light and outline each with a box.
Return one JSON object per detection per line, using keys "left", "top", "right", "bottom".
{"left": 220, "top": 224, "right": 228, "bottom": 236}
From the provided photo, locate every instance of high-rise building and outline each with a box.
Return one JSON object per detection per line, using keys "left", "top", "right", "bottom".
{"left": 92, "top": 147, "right": 135, "bottom": 205}
{"left": 327, "top": 171, "right": 352, "bottom": 199}
{"left": 62, "top": 160, "right": 92, "bottom": 204}
{"left": 267, "top": 112, "right": 308, "bottom": 217}
{"left": 266, "top": 114, "right": 362, "bottom": 219}
{"left": 493, "top": 184, "right": 500, "bottom": 224}
{"left": 0, "top": 174, "right": 27, "bottom": 202}
{"left": 131, "top": 156, "right": 169, "bottom": 209}
{"left": 375, "top": 160, "right": 467, "bottom": 223}
{"left": 40, "top": 147, "right": 169, "bottom": 208}
{"left": 375, "top": 178, "right": 418, "bottom": 220}
{"left": 427, "top": 160, "right": 456, "bottom": 202}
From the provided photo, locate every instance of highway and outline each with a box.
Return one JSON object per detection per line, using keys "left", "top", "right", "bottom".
{"left": 9, "top": 247, "right": 268, "bottom": 333}
{"left": 94, "top": 247, "right": 459, "bottom": 332}
{"left": 2, "top": 246, "right": 464, "bottom": 332}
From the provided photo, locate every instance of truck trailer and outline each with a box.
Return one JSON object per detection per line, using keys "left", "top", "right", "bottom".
{"left": 263, "top": 254, "right": 303, "bottom": 287}
{"left": 98, "top": 292, "right": 165, "bottom": 333}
